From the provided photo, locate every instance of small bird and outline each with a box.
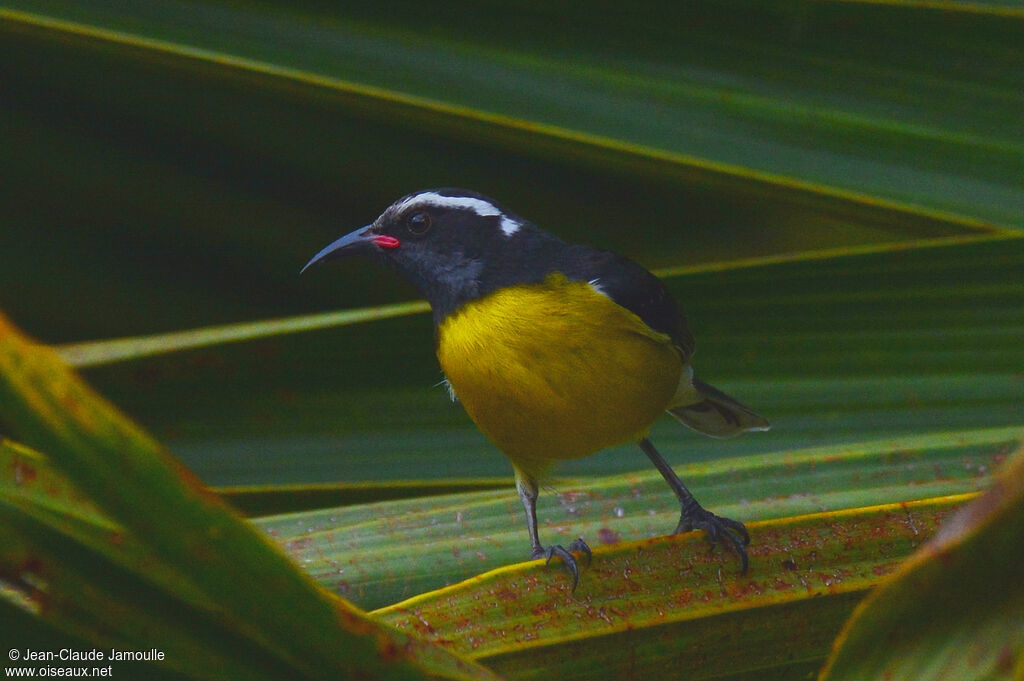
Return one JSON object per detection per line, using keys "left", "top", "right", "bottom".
{"left": 303, "top": 188, "right": 769, "bottom": 586}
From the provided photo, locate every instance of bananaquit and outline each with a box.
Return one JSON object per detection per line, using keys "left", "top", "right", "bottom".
{"left": 303, "top": 188, "right": 769, "bottom": 584}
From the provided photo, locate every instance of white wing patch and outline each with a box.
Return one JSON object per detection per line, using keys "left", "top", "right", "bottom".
{"left": 588, "top": 278, "right": 609, "bottom": 298}
{"left": 396, "top": 191, "right": 520, "bottom": 237}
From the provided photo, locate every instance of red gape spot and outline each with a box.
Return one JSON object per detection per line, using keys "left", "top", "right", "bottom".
{"left": 372, "top": 235, "right": 401, "bottom": 249}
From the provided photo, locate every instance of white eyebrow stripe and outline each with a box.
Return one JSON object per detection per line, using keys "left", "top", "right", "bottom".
{"left": 396, "top": 191, "right": 522, "bottom": 238}
{"left": 397, "top": 192, "right": 502, "bottom": 217}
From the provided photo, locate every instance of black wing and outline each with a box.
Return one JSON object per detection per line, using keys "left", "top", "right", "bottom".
{"left": 558, "top": 244, "right": 695, "bottom": 360}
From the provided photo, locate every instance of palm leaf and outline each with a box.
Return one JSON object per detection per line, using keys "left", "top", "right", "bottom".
{"left": 0, "top": 316, "right": 497, "bottom": 681}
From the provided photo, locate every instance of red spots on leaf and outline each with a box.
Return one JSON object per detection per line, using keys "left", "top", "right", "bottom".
{"left": 584, "top": 605, "right": 615, "bottom": 625}
{"left": 872, "top": 563, "right": 897, "bottom": 577}
{"left": 377, "top": 637, "right": 400, "bottom": 661}
{"left": 996, "top": 645, "right": 1015, "bottom": 676}
{"left": 5, "top": 557, "right": 48, "bottom": 610}
{"left": 492, "top": 585, "right": 520, "bottom": 602}
{"left": 597, "top": 527, "right": 620, "bottom": 545}
{"left": 414, "top": 614, "right": 437, "bottom": 636}
{"left": 11, "top": 456, "right": 36, "bottom": 486}
{"left": 673, "top": 588, "right": 695, "bottom": 608}
{"left": 16, "top": 557, "right": 43, "bottom": 577}
{"left": 452, "top": 617, "right": 475, "bottom": 633}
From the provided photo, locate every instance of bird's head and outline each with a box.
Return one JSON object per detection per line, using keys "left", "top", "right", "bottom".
{"left": 302, "top": 188, "right": 537, "bottom": 317}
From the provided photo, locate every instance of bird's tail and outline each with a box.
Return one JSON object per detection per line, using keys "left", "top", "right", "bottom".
{"left": 668, "top": 377, "right": 770, "bottom": 439}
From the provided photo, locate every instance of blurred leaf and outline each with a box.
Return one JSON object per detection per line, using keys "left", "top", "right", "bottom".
{"left": 373, "top": 496, "right": 970, "bottom": 681}
{"left": 216, "top": 479, "right": 509, "bottom": 517}
{"left": 0, "top": 443, "right": 324, "bottom": 680}
{"left": 0, "top": 314, "right": 499, "bottom": 681}
{"left": 819, "top": 443, "right": 1024, "bottom": 681}
{"left": 3, "top": 0, "right": 1022, "bottom": 233}
{"left": 0, "top": 593, "right": 193, "bottom": 681}
{"left": 0, "top": 503, "right": 301, "bottom": 681}
{"left": 56, "top": 302, "right": 429, "bottom": 368}
{"left": 256, "top": 426, "right": 1020, "bottom": 609}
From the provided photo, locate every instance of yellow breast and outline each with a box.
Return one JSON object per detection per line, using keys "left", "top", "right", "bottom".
{"left": 436, "top": 274, "right": 682, "bottom": 477}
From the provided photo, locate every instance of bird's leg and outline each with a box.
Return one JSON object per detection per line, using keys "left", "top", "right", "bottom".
{"left": 639, "top": 438, "right": 750, "bottom": 574}
{"left": 516, "top": 473, "right": 591, "bottom": 589}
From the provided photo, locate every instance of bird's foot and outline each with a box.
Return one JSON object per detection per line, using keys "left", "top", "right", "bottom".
{"left": 675, "top": 505, "right": 750, "bottom": 574}
{"left": 531, "top": 537, "right": 591, "bottom": 590}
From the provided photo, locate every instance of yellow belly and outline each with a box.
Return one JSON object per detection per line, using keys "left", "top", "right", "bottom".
{"left": 436, "top": 274, "right": 682, "bottom": 478}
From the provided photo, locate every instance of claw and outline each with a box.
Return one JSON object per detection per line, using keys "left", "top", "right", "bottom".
{"left": 676, "top": 507, "right": 750, "bottom": 574}
{"left": 569, "top": 537, "right": 593, "bottom": 567}
{"left": 532, "top": 537, "right": 591, "bottom": 590}
{"left": 543, "top": 545, "right": 580, "bottom": 589}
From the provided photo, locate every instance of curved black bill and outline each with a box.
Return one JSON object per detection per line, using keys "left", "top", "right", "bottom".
{"left": 301, "top": 225, "right": 375, "bottom": 274}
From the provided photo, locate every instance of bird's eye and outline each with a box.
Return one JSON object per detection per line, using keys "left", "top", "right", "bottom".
{"left": 407, "top": 212, "right": 432, "bottom": 236}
